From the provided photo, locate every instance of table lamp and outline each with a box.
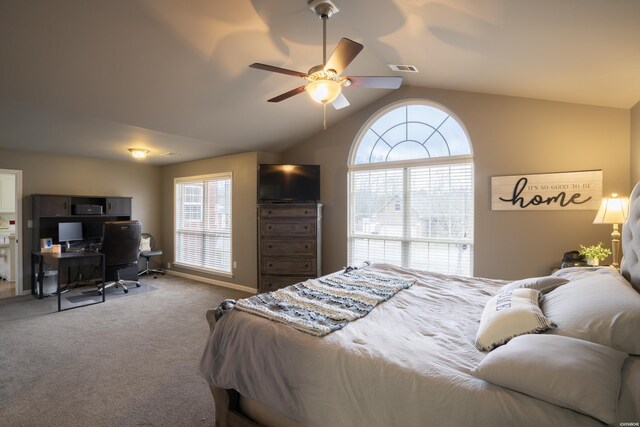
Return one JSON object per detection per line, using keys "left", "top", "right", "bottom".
{"left": 593, "top": 193, "right": 629, "bottom": 268}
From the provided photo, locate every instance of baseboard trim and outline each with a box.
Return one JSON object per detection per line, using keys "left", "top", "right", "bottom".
{"left": 165, "top": 270, "right": 257, "bottom": 294}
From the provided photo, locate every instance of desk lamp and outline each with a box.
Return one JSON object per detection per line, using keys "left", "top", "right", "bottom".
{"left": 593, "top": 193, "right": 629, "bottom": 268}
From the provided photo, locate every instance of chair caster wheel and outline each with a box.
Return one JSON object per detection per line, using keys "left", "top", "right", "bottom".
{"left": 98, "top": 291, "right": 103, "bottom": 296}
{"left": 153, "top": 276, "right": 158, "bottom": 279}
{"left": 136, "top": 282, "right": 140, "bottom": 287}
{"left": 124, "top": 289, "right": 129, "bottom": 293}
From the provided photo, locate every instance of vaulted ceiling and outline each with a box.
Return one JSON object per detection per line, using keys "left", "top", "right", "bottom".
{"left": 1, "top": 0, "right": 639, "bottom": 164}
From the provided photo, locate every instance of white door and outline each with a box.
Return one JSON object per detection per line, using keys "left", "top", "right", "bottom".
{"left": 0, "top": 170, "right": 22, "bottom": 298}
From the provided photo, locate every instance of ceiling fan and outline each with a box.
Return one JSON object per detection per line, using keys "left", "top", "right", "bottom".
{"left": 249, "top": 0, "right": 403, "bottom": 128}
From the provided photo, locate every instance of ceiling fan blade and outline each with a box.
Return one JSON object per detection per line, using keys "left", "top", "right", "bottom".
{"left": 267, "top": 86, "right": 307, "bottom": 103}
{"left": 249, "top": 63, "right": 308, "bottom": 78}
{"left": 345, "top": 76, "right": 403, "bottom": 89}
{"left": 332, "top": 92, "right": 350, "bottom": 110}
{"left": 324, "top": 38, "right": 364, "bottom": 75}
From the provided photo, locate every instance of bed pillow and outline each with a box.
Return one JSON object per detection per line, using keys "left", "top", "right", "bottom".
{"left": 472, "top": 334, "right": 628, "bottom": 424}
{"left": 551, "top": 265, "right": 621, "bottom": 281}
{"left": 500, "top": 276, "right": 568, "bottom": 294}
{"left": 139, "top": 236, "right": 152, "bottom": 253}
{"left": 542, "top": 274, "right": 640, "bottom": 354}
{"left": 475, "top": 288, "right": 554, "bottom": 351}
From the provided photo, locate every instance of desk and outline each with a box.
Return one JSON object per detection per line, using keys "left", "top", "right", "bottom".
{"left": 32, "top": 251, "right": 105, "bottom": 312}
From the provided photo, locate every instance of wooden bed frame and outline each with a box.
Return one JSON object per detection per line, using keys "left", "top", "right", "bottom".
{"left": 205, "top": 184, "right": 640, "bottom": 427}
{"left": 206, "top": 308, "right": 300, "bottom": 427}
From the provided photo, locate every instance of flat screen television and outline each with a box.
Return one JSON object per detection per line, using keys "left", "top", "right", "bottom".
{"left": 258, "top": 164, "right": 320, "bottom": 202}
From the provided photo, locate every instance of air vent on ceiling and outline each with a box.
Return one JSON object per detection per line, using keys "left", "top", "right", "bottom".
{"left": 162, "top": 152, "right": 177, "bottom": 157}
{"left": 388, "top": 64, "right": 419, "bottom": 73}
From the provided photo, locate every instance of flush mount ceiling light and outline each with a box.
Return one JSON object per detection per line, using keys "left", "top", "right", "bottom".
{"left": 248, "top": 0, "right": 402, "bottom": 129}
{"left": 128, "top": 148, "right": 149, "bottom": 159}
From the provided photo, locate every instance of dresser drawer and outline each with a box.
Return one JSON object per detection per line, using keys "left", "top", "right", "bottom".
{"left": 261, "top": 220, "right": 316, "bottom": 237}
{"left": 260, "top": 205, "right": 317, "bottom": 219}
{"left": 261, "top": 257, "right": 317, "bottom": 275}
{"left": 260, "top": 275, "right": 311, "bottom": 293}
{"left": 261, "top": 239, "right": 316, "bottom": 256}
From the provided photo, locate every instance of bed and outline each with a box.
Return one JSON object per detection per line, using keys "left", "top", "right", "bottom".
{"left": 200, "top": 186, "right": 640, "bottom": 427}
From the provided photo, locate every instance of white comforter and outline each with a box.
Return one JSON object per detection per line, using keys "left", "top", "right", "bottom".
{"left": 200, "top": 263, "right": 611, "bottom": 427}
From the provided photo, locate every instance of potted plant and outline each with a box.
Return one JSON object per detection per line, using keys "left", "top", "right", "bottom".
{"left": 578, "top": 242, "right": 612, "bottom": 266}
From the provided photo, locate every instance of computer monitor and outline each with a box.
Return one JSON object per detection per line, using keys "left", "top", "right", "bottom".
{"left": 58, "top": 222, "right": 83, "bottom": 249}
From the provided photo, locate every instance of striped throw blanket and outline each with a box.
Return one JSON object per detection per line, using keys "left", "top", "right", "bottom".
{"left": 234, "top": 269, "right": 414, "bottom": 336}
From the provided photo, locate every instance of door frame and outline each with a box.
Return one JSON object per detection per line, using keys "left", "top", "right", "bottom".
{"left": 0, "top": 168, "right": 23, "bottom": 296}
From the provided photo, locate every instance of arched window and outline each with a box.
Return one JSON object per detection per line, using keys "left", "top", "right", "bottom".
{"left": 348, "top": 101, "right": 474, "bottom": 276}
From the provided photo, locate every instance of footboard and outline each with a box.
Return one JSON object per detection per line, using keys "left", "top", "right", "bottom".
{"left": 205, "top": 308, "right": 263, "bottom": 427}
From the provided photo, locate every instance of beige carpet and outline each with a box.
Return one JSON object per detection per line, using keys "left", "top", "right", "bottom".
{"left": 0, "top": 274, "right": 250, "bottom": 426}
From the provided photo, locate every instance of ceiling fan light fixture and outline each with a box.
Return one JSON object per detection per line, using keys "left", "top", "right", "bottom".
{"left": 305, "top": 79, "right": 342, "bottom": 104}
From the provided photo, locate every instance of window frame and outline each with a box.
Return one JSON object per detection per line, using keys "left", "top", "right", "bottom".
{"left": 174, "top": 172, "right": 233, "bottom": 277}
{"left": 347, "top": 99, "right": 474, "bottom": 276}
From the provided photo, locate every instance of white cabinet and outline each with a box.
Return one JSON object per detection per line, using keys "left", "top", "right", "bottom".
{"left": 0, "top": 174, "right": 16, "bottom": 213}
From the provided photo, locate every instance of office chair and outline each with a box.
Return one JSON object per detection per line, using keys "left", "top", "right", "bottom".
{"left": 138, "top": 233, "right": 165, "bottom": 279}
{"left": 98, "top": 220, "right": 142, "bottom": 295}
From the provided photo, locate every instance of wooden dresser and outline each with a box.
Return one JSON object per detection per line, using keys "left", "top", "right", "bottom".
{"left": 258, "top": 203, "right": 322, "bottom": 293}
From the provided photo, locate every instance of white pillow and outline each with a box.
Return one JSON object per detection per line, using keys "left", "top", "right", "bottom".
{"left": 472, "top": 334, "right": 628, "bottom": 424}
{"left": 542, "top": 273, "right": 640, "bottom": 355}
{"left": 139, "top": 236, "right": 152, "bottom": 252}
{"left": 475, "top": 288, "right": 554, "bottom": 352}
{"left": 500, "top": 276, "right": 568, "bottom": 294}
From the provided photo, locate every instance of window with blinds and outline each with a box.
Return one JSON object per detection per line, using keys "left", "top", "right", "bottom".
{"left": 348, "top": 102, "right": 474, "bottom": 276}
{"left": 175, "top": 173, "right": 232, "bottom": 275}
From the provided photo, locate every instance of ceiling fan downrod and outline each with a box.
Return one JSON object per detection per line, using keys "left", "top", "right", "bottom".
{"left": 308, "top": 0, "right": 339, "bottom": 66}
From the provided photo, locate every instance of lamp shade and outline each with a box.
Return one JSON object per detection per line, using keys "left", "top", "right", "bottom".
{"left": 305, "top": 79, "right": 342, "bottom": 104}
{"left": 593, "top": 194, "right": 629, "bottom": 224}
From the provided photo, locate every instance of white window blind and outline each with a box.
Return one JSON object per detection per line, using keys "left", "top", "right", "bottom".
{"left": 175, "top": 173, "right": 232, "bottom": 275}
{"left": 348, "top": 163, "right": 473, "bottom": 275}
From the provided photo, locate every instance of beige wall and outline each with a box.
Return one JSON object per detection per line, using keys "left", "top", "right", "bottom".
{"left": 0, "top": 147, "right": 161, "bottom": 292}
{"left": 281, "top": 86, "right": 630, "bottom": 279}
{"left": 160, "top": 151, "right": 280, "bottom": 290}
{"left": 631, "top": 101, "right": 640, "bottom": 188}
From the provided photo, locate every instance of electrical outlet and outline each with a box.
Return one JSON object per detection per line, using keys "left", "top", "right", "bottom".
{"left": 233, "top": 261, "right": 237, "bottom": 269}
{"left": 27, "top": 220, "right": 33, "bottom": 228}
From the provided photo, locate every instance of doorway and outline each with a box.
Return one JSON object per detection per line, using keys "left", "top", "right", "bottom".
{"left": 0, "top": 169, "right": 23, "bottom": 299}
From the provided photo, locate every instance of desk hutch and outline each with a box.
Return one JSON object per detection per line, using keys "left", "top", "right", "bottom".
{"left": 31, "top": 194, "right": 135, "bottom": 297}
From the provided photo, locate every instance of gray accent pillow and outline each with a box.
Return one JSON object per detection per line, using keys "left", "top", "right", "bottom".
{"left": 472, "top": 334, "right": 628, "bottom": 424}
{"left": 551, "top": 265, "right": 620, "bottom": 281}
{"left": 542, "top": 273, "right": 640, "bottom": 355}
{"left": 501, "top": 276, "right": 568, "bottom": 294}
{"left": 475, "top": 288, "right": 554, "bottom": 352}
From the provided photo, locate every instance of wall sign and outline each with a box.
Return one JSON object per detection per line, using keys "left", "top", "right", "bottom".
{"left": 491, "top": 170, "right": 602, "bottom": 211}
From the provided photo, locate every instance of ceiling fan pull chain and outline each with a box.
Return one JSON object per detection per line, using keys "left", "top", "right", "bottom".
{"left": 323, "top": 103, "right": 327, "bottom": 130}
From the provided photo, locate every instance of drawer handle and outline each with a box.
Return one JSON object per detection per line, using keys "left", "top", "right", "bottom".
{"left": 304, "top": 226, "right": 308, "bottom": 229}
{"left": 268, "top": 210, "right": 272, "bottom": 214}
{"left": 304, "top": 245, "right": 308, "bottom": 249}
{"left": 304, "top": 210, "right": 308, "bottom": 214}
{"left": 305, "top": 264, "right": 309, "bottom": 268}
{"left": 268, "top": 245, "right": 272, "bottom": 248}
{"left": 268, "top": 263, "right": 273, "bottom": 267}
{"left": 268, "top": 225, "right": 272, "bottom": 229}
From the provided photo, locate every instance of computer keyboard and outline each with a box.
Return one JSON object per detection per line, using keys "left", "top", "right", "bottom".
{"left": 66, "top": 248, "right": 86, "bottom": 253}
